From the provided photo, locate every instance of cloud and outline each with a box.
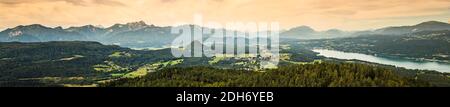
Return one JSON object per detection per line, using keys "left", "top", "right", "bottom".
{"left": 0, "top": 0, "right": 449, "bottom": 31}
{"left": 160, "top": 0, "right": 176, "bottom": 3}
{"left": 0, "top": 0, "right": 124, "bottom": 6}
{"left": 298, "top": 0, "right": 450, "bottom": 19}
{"left": 93, "top": 0, "right": 125, "bottom": 6}
{"left": 160, "top": 0, "right": 223, "bottom": 3}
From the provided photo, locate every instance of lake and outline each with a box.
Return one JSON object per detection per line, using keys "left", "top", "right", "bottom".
{"left": 312, "top": 49, "right": 450, "bottom": 73}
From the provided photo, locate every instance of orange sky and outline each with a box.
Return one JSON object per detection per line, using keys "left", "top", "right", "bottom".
{"left": 0, "top": 0, "right": 449, "bottom": 31}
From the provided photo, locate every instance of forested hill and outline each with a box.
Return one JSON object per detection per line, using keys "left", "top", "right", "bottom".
{"left": 0, "top": 41, "right": 127, "bottom": 86}
{"left": 1, "top": 41, "right": 449, "bottom": 87}
{"left": 0, "top": 41, "right": 176, "bottom": 87}
{"left": 102, "top": 62, "right": 432, "bottom": 87}
{"left": 304, "top": 30, "right": 450, "bottom": 62}
{"left": 0, "top": 41, "right": 125, "bottom": 60}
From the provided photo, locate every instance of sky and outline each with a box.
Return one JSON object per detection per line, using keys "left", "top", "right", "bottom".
{"left": 0, "top": 0, "right": 449, "bottom": 31}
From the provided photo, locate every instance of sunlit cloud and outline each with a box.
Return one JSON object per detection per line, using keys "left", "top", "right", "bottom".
{"left": 0, "top": 0, "right": 449, "bottom": 31}
{"left": 0, "top": 0, "right": 125, "bottom": 6}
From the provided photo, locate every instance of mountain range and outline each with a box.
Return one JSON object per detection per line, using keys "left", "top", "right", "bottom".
{"left": 373, "top": 21, "right": 450, "bottom": 35}
{"left": 280, "top": 26, "right": 351, "bottom": 39}
{"left": 280, "top": 21, "right": 450, "bottom": 39}
{"left": 1, "top": 21, "right": 449, "bottom": 47}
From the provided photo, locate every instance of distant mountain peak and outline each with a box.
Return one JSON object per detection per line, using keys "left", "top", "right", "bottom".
{"left": 417, "top": 21, "right": 447, "bottom": 24}
{"left": 286, "top": 25, "right": 315, "bottom": 33}
{"left": 65, "top": 24, "right": 106, "bottom": 35}
{"left": 28, "top": 24, "right": 45, "bottom": 27}
{"left": 280, "top": 25, "right": 318, "bottom": 38}
{"left": 107, "top": 21, "right": 149, "bottom": 31}
{"left": 54, "top": 26, "right": 63, "bottom": 30}
{"left": 82, "top": 25, "right": 96, "bottom": 28}
{"left": 373, "top": 21, "right": 450, "bottom": 35}
{"left": 126, "top": 20, "right": 147, "bottom": 25}
{"left": 326, "top": 29, "right": 342, "bottom": 32}
{"left": 415, "top": 21, "right": 449, "bottom": 27}
{"left": 5, "top": 24, "right": 53, "bottom": 34}
{"left": 325, "top": 29, "right": 344, "bottom": 34}
{"left": 16, "top": 24, "right": 48, "bottom": 29}
{"left": 290, "top": 25, "right": 314, "bottom": 30}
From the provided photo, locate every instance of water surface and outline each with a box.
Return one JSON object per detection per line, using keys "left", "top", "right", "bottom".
{"left": 313, "top": 49, "right": 450, "bottom": 72}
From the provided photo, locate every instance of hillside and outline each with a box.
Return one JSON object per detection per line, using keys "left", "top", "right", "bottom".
{"left": 305, "top": 30, "right": 450, "bottom": 62}
{"left": 0, "top": 41, "right": 177, "bottom": 87}
{"left": 1, "top": 41, "right": 449, "bottom": 87}
{"left": 102, "top": 62, "right": 430, "bottom": 87}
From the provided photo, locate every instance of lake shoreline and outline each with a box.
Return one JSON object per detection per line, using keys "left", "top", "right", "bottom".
{"left": 312, "top": 49, "right": 450, "bottom": 73}
{"left": 312, "top": 47, "right": 450, "bottom": 64}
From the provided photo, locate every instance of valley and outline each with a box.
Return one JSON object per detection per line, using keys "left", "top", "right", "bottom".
{"left": 1, "top": 21, "right": 450, "bottom": 87}
{"left": 0, "top": 40, "right": 449, "bottom": 87}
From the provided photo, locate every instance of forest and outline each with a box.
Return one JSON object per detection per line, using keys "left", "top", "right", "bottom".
{"left": 304, "top": 30, "right": 450, "bottom": 62}
{"left": 1, "top": 41, "right": 449, "bottom": 87}
{"left": 102, "top": 62, "right": 431, "bottom": 87}
{"left": 0, "top": 41, "right": 177, "bottom": 86}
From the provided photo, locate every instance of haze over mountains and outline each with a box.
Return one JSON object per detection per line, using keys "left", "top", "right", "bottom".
{"left": 1, "top": 20, "right": 450, "bottom": 87}
{"left": 281, "top": 21, "right": 450, "bottom": 39}
{"left": 1, "top": 21, "right": 449, "bottom": 48}
{"left": 372, "top": 21, "right": 450, "bottom": 35}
